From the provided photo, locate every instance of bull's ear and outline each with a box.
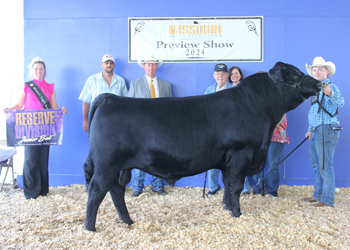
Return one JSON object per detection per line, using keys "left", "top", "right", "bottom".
{"left": 269, "top": 62, "right": 285, "bottom": 83}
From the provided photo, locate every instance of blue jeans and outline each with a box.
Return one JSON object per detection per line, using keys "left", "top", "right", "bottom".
{"left": 208, "top": 169, "right": 220, "bottom": 192}
{"left": 208, "top": 169, "right": 251, "bottom": 193}
{"left": 310, "top": 125, "right": 339, "bottom": 206}
{"left": 242, "top": 177, "right": 251, "bottom": 193}
{"left": 132, "top": 169, "right": 164, "bottom": 192}
{"left": 251, "top": 141, "right": 286, "bottom": 196}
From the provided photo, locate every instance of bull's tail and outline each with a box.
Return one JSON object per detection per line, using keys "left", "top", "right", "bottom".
{"left": 83, "top": 154, "right": 94, "bottom": 186}
{"left": 84, "top": 98, "right": 103, "bottom": 188}
{"left": 87, "top": 96, "right": 104, "bottom": 134}
{"left": 84, "top": 99, "right": 100, "bottom": 189}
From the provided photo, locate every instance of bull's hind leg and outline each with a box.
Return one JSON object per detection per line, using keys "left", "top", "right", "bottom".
{"left": 84, "top": 177, "right": 110, "bottom": 231}
{"left": 109, "top": 173, "right": 133, "bottom": 225}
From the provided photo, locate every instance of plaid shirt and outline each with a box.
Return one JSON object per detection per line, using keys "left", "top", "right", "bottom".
{"left": 79, "top": 72, "right": 127, "bottom": 105}
{"left": 308, "top": 79, "right": 344, "bottom": 131}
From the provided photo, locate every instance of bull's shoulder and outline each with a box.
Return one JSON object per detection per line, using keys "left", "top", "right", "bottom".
{"left": 238, "top": 73, "right": 275, "bottom": 93}
{"left": 92, "top": 93, "right": 125, "bottom": 106}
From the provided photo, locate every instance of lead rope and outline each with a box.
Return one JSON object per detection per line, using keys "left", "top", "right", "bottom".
{"left": 202, "top": 171, "right": 208, "bottom": 198}
{"left": 321, "top": 102, "right": 325, "bottom": 170}
{"left": 256, "top": 137, "right": 308, "bottom": 185}
{"left": 317, "top": 92, "right": 326, "bottom": 171}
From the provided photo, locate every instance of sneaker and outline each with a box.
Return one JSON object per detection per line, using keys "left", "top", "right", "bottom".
{"left": 265, "top": 194, "right": 277, "bottom": 197}
{"left": 132, "top": 191, "right": 142, "bottom": 197}
{"left": 311, "top": 201, "right": 332, "bottom": 207}
{"left": 302, "top": 197, "right": 317, "bottom": 202}
{"left": 207, "top": 186, "right": 221, "bottom": 195}
{"left": 242, "top": 191, "right": 250, "bottom": 196}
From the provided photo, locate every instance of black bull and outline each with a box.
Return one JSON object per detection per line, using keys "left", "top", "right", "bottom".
{"left": 84, "top": 62, "right": 321, "bottom": 231}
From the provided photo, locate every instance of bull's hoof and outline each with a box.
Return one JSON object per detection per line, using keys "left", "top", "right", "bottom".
{"left": 229, "top": 211, "right": 242, "bottom": 218}
{"left": 84, "top": 223, "right": 96, "bottom": 232}
{"left": 84, "top": 219, "right": 96, "bottom": 231}
{"left": 120, "top": 218, "right": 134, "bottom": 226}
{"left": 223, "top": 204, "right": 230, "bottom": 210}
{"left": 224, "top": 205, "right": 242, "bottom": 217}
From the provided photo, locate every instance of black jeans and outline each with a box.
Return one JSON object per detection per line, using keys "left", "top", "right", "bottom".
{"left": 23, "top": 145, "right": 50, "bottom": 199}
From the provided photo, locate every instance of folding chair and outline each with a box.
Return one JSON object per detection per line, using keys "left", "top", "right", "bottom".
{"left": 0, "top": 157, "right": 16, "bottom": 191}
{"left": 0, "top": 145, "right": 17, "bottom": 192}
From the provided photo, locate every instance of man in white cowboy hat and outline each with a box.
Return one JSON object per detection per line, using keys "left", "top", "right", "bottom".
{"left": 303, "top": 56, "right": 344, "bottom": 207}
{"left": 128, "top": 54, "right": 172, "bottom": 197}
{"left": 79, "top": 54, "right": 128, "bottom": 132}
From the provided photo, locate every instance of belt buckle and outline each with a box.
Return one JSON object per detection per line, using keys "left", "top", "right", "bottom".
{"left": 332, "top": 125, "right": 343, "bottom": 131}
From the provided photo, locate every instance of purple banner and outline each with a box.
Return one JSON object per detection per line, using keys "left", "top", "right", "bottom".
{"left": 6, "top": 109, "right": 64, "bottom": 146}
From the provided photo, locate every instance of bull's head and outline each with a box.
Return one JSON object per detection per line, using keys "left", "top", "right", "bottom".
{"left": 269, "top": 62, "right": 322, "bottom": 100}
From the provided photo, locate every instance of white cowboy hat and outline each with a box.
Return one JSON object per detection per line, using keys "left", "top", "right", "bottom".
{"left": 305, "top": 56, "right": 336, "bottom": 77}
{"left": 138, "top": 54, "right": 163, "bottom": 68}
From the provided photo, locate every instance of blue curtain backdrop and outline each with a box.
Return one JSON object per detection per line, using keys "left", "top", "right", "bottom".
{"left": 19, "top": 0, "right": 350, "bottom": 188}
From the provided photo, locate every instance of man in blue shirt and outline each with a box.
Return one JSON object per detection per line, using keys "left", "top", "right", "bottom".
{"left": 303, "top": 57, "right": 344, "bottom": 207}
{"left": 204, "top": 63, "right": 233, "bottom": 195}
{"left": 79, "top": 54, "right": 128, "bottom": 132}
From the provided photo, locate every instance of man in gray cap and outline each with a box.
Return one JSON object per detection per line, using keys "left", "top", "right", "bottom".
{"left": 79, "top": 54, "right": 128, "bottom": 132}
{"left": 128, "top": 54, "right": 172, "bottom": 197}
{"left": 204, "top": 63, "right": 233, "bottom": 195}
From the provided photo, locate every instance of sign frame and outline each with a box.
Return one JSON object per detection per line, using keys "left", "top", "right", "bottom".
{"left": 128, "top": 16, "right": 264, "bottom": 63}
{"left": 6, "top": 109, "right": 64, "bottom": 146}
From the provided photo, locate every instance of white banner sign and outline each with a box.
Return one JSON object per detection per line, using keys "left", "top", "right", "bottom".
{"left": 129, "top": 17, "right": 263, "bottom": 63}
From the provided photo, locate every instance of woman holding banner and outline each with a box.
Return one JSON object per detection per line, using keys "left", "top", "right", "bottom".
{"left": 3, "top": 56, "right": 67, "bottom": 199}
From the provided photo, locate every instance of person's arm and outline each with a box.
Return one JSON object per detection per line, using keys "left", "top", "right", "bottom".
{"left": 327, "top": 84, "right": 344, "bottom": 107}
{"left": 82, "top": 101, "right": 90, "bottom": 132}
{"left": 50, "top": 90, "right": 67, "bottom": 115}
{"left": 3, "top": 92, "right": 26, "bottom": 114}
{"left": 305, "top": 131, "right": 312, "bottom": 139}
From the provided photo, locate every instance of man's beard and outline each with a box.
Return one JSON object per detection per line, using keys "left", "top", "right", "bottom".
{"left": 105, "top": 67, "right": 113, "bottom": 74}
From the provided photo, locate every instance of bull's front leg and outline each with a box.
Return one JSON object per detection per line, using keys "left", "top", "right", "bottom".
{"left": 223, "top": 173, "right": 245, "bottom": 217}
{"left": 229, "top": 176, "right": 244, "bottom": 217}
{"left": 221, "top": 169, "right": 229, "bottom": 205}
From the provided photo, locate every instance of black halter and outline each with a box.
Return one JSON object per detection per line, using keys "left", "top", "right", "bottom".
{"left": 291, "top": 74, "right": 306, "bottom": 90}
{"left": 269, "top": 74, "right": 308, "bottom": 101}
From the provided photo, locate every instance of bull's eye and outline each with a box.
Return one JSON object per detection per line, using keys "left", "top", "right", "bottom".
{"left": 287, "top": 74, "right": 294, "bottom": 79}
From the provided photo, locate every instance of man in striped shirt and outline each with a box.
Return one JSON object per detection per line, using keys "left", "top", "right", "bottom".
{"left": 79, "top": 54, "right": 128, "bottom": 132}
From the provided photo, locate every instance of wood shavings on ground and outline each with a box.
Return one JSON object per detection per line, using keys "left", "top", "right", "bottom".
{"left": 0, "top": 184, "right": 349, "bottom": 249}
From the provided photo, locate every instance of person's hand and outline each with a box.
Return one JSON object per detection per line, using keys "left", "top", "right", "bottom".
{"left": 322, "top": 84, "right": 332, "bottom": 96}
{"left": 83, "top": 120, "right": 88, "bottom": 132}
{"left": 305, "top": 131, "right": 312, "bottom": 139}
{"left": 61, "top": 107, "right": 67, "bottom": 115}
